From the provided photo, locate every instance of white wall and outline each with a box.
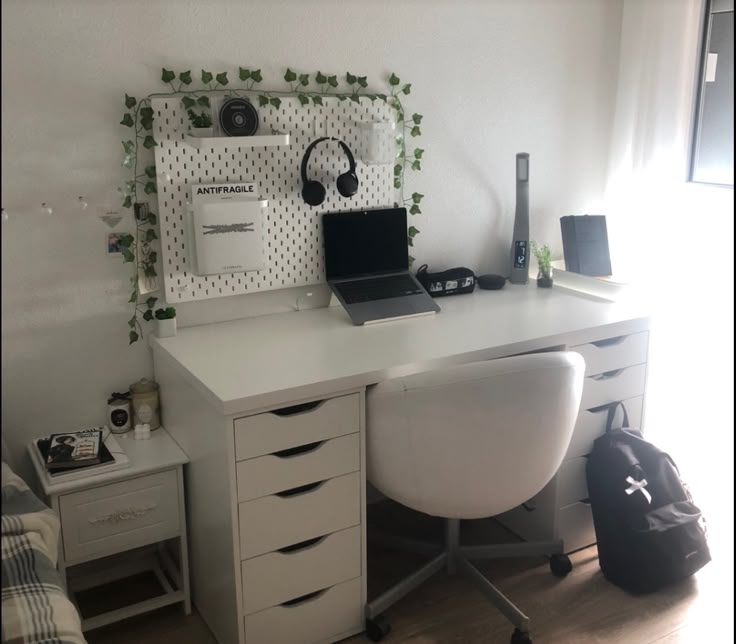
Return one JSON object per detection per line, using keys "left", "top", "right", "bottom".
{"left": 1, "top": 0, "right": 623, "bottom": 476}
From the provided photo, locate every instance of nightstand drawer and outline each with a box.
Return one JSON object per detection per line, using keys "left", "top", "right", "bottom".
{"left": 59, "top": 470, "right": 180, "bottom": 564}
{"left": 244, "top": 576, "right": 362, "bottom": 644}
{"left": 234, "top": 394, "right": 360, "bottom": 461}
{"left": 571, "top": 331, "right": 648, "bottom": 376}
{"left": 239, "top": 472, "right": 361, "bottom": 559}
{"left": 579, "top": 363, "right": 647, "bottom": 410}
{"left": 566, "top": 396, "right": 644, "bottom": 458}
{"left": 236, "top": 433, "right": 360, "bottom": 502}
{"left": 241, "top": 525, "right": 361, "bottom": 615}
{"left": 558, "top": 501, "right": 596, "bottom": 553}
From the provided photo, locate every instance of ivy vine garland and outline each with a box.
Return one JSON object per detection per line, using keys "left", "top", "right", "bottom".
{"left": 118, "top": 67, "right": 424, "bottom": 344}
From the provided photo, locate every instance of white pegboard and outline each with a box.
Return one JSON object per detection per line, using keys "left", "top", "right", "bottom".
{"left": 152, "top": 96, "right": 395, "bottom": 303}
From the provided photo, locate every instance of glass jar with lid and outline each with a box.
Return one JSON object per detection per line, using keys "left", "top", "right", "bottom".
{"left": 129, "top": 378, "right": 161, "bottom": 430}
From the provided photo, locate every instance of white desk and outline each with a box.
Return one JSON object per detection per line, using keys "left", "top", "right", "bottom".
{"left": 151, "top": 284, "right": 650, "bottom": 644}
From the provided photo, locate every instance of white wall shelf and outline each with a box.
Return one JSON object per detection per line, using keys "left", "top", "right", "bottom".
{"left": 183, "top": 133, "right": 290, "bottom": 149}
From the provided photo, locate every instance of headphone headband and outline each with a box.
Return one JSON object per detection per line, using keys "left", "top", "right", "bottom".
{"left": 300, "top": 137, "right": 356, "bottom": 184}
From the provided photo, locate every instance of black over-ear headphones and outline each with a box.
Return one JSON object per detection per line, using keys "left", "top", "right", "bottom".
{"left": 300, "top": 137, "right": 359, "bottom": 206}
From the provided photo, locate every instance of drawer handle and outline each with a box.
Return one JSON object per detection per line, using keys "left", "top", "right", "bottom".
{"left": 280, "top": 588, "right": 328, "bottom": 607}
{"left": 590, "top": 336, "right": 627, "bottom": 348}
{"left": 276, "top": 480, "right": 325, "bottom": 498}
{"left": 272, "top": 441, "right": 325, "bottom": 458}
{"left": 278, "top": 535, "right": 327, "bottom": 554}
{"left": 590, "top": 368, "right": 625, "bottom": 381}
{"left": 272, "top": 400, "right": 324, "bottom": 417}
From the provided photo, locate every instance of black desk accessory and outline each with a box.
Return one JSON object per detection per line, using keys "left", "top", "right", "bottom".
{"left": 477, "top": 274, "right": 506, "bottom": 290}
{"left": 218, "top": 97, "right": 259, "bottom": 136}
{"left": 560, "top": 215, "right": 612, "bottom": 276}
{"left": 415, "top": 265, "right": 476, "bottom": 297}
{"left": 301, "top": 137, "right": 359, "bottom": 206}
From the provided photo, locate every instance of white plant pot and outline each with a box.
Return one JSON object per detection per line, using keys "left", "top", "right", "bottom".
{"left": 190, "top": 127, "right": 213, "bottom": 138}
{"left": 156, "top": 317, "right": 177, "bottom": 338}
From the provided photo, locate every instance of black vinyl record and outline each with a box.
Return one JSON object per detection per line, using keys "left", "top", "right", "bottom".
{"left": 218, "top": 97, "right": 259, "bottom": 137}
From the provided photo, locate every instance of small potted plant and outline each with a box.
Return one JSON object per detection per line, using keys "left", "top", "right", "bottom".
{"left": 154, "top": 306, "right": 177, "bottom": 338}
{"left": 531, "top": 241, "right": 554, "bottom": 288}
{"left": 186, "top": 108, "right": 213, "bottom": 137}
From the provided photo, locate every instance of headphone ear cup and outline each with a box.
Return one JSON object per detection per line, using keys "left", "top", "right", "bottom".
{"left": 302, "top": 180, "right": 326, "bottom": 206}
{"left": 336, "top": 172, "right": 359, "bottom": 198}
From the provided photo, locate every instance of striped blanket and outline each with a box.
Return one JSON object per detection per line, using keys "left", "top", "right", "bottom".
{"left": 1, "top": 462, "right": 86, "bottom": 644}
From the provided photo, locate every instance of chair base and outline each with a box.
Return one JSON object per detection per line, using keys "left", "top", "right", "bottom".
{"left": 366, "top": 519, "right": 566, "bottom": 642}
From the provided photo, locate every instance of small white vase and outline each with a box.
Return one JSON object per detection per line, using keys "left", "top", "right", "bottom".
{"left": 190, "top": 127, "right": 213, "bottom": 138}
{"left": 156, "top": 317, "right": 177, "bottom": 338}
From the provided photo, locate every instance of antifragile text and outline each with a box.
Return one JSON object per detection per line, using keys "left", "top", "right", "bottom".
{"left": 195, "top": 184, "right": 255, "bottom": 196}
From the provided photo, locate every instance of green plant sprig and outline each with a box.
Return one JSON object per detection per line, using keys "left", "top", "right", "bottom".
{"left": 530, "top": 241, "right": 553, "bottom": 276}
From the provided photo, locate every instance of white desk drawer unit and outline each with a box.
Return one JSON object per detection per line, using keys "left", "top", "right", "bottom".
{"left": 233, "top": 393, "right": 365, "bottom": 644}
{"left": 497, "top": 331, "right": 649, "bottom": 554}
{"left": 59, "top": 469, "right": 180, "bottom": 564}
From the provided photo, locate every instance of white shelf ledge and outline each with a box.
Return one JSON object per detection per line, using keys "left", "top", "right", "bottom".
{"left": 184, "top": 133, "right": 290, "bottom": 149}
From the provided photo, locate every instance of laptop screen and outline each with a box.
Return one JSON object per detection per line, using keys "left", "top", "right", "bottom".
{"left": 323, "top": 208, "right": 409, "bottom": 281}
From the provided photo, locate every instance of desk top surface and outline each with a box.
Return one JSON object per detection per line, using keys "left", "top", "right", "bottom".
{"left": 152, "top": 284, "right": 649, "bottom": 415}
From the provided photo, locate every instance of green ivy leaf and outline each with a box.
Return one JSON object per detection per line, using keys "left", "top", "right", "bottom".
{"left": 411, "top": 160, "right": 421, "bottom": 171}
{"left": 366, "top": 94, "right": 377, "bottom": 101}
{"left": 327, "top": 75, "right": 338, "bottom": 88}
{"left": 402, "top": 83, "right": 412, "bottom": 95}
{"left": 410, "top": 204, "right": 421, "bottom": 215}
{"left": 215, "top": 72, "right": 229, "bottom": 86}
{"left": 146, "top": 296, "right": 157, "bottom": 309}
{"left": 129, "top": 330, "right": 139, "bottom": 344}
{"left": 145, "top": 229, "right": 158, "bottom": 242}
{"left": 414, "top": 148, "right": 424, "bottom": 159}
{"left": 298, "top": 94, "right": 309, "bottom": 106}
{"left": 181, "top": 96, "right": 196, "bottom": 109}
{"left": 118, "top": 234, "right": 134, "bottom": 248}
{"left": 407, "top": 237, "right": 414, "bottom": 247}
{"left": 128, "top": 316, "right": 137, "bottom": 328}
{"left": 142, "top": 309, "right": 154, "bottom": 321}
{"left": 349, "top": 93, "right": 360, "bottom": 103}
{"left": 250, "top": 69, "right": 263, "bottom": 83}
{"left": 161, "top": 68, "right": 175, "bottom": 83}
{"left": 148, "top": 251, "right": 158, "bottom": 263}
{"left": 337, "top": 95, "right": 347, "bottom": 102}
{"left": 123, "top": 248, "right": 135, "bottom": 263}
{"left": 144, "top": 165, "right": 157, "bottom": 178}
{"left": 120, "top": 113, "right": 134, "bottom": 127}
{"left": 147, "top": 212, "right": 157, "bottom": 225}
{"left": 140, "top": 116, "right": 153, "bottom": 130}
{"left": 179, "top": 70, "right": 192, "bottom": 85}
{"left": 284, "top": 68, "right": 297, "bottom": 83}
{"left": 394, "top": 178, "right": 402, "bottom": 189}
{"left": 411, "top": 192, "right": 424, "bottom": 203}
{"left": 128, "top": 290, "right": 137, "bottom": 304}
{"left": 258, "top": 95, "right": 269, "bottom": 107}
{"left": 140, "top": 107, "right": 153, "bottom": 119}
{"left": 299, "top": 73, "right": 309, "bottom": 86}
{"left": 357, "top": 76, "right": 368, "bottom": 88}
{"left": 239, "top": 67, "right": 251, "bottom": 81}
{"left": 376, "top": 93, "right": 387, "bottom": 101}
{"left": 312, "top": 95, "right": 323, "bottom": 105}
{"left": 410, "top": 126, "right": 421, "bottom": 137}
{"left": 197, "top": 95, "right": 211, "bottom": 107}
{"left": 394, "top": 164, "right": 402, "bottom": 176}
{"left": 122, "top": 195, "right": 132, "bottom": 209}
{"left": 408, "top": 226, "right": 420, "bottom": 236}
{"left": 143, "top": 135, "right": 157, "bottom": 149}
{"left": 144, "top": 265, "right": 157, "bottom": 278}
{"left": 346, "top": 72, "right": 357, "bottom": 85}
{"left": 144, "top": 181, "right": 157, "bottom": 194}
{"left": 122, "top": 155, "right": 133, "bottom": 169}
{"left": 125, "top": 94, "right": 137, "bottom": 109}
{"left": 201, "top": 70, "right": 213, "bottom": 84}
{"left": 269, "top": 97, "right": 282, "bottom": 109}
{"left": 315, "top": 71, "right": 327, "bottom": 84}
{"left": 125, "top": 179, "right": 136, "bottom": 193}
{"left": 412, "top": 113, "right": 423, "bottom": 124}
{"left": 389, "top": 73, "right": 400, "bottom": 86}
{"left": 122, "top": 140, "right": 135, "bottom": 154}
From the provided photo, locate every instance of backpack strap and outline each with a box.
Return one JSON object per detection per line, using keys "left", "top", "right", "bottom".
{"left": 605, "top": 400, "right": 630, "bottom": 432}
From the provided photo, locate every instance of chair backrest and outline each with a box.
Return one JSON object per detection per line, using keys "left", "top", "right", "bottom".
{"left": 366, "top": 351, "right": 585, "bottom": 519}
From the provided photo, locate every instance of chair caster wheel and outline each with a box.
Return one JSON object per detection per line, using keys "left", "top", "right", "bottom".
{"left": 549, "top": 553, "right": 572, "bottom": 578}
{"left": 511, "top": 628, "right": 533, "bottom": 644}
{"left": 366, "top": 615, "right": 391, "bottom": 642}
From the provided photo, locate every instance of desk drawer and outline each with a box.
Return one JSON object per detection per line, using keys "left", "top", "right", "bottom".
{"left": 567, "top": 396, "right": 644, "bottom": 458}
{"left": 580, "top": 363, "right": 647, "bottom": 410}
{"left": 571, "top": 331, "right": 649, "bottom": 376}
{"left": 241, "top": 526, "right": 361, "bottom": 615}
{"left": 556, "top": 457, "right": 589, "bottom": 508}
{"left": 234, "top": 394, "right": 360, "bottom": 461}
{"left": 558, "top": 501, "right": 596, "bottom": 553}
{"left": 59, "top": 470, "right": 180, "bottom": 564}
{"left": 239, "top": 472, "right": 361, "bottom": 559}
{"left": 244, "top": 576, "right": 362, "bottom": 644}
{"left": 236, "top": 433, "right": 360, "bottom": 502}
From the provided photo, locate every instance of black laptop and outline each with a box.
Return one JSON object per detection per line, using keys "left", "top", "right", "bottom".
{"left": 323, "top": 207, "right": 440, "bottom": 325}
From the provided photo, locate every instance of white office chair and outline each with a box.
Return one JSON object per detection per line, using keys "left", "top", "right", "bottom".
{"left": 365, "top": 351, "right": 585, "bottom": 644}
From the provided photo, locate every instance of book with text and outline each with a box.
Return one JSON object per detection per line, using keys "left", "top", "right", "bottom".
{"left": 44, "top": 428, "right": 103, "bottom": 470}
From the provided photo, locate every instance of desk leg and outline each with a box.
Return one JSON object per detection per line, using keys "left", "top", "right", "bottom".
{"left": 176, "top": 467, "right": 192, "bottom": 615}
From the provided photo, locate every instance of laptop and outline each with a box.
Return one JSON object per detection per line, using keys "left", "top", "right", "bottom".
{"left": 323, "top": 207, "right": 441, "bottom": 325}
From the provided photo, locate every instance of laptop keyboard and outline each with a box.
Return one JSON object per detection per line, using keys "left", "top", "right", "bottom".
{"left": 336, "top": 274, "right": 424, "bottom": 304}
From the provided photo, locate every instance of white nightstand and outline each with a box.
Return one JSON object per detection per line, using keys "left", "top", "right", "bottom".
{"left": 28, "top": 427, "right": 191, "bottom": 632}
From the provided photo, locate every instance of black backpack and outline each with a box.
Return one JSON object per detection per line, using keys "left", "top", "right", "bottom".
{"left": 586, "top": 402, "right": 710, "bottom": 594}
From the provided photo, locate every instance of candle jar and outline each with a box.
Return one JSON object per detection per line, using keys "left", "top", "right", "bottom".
{"left": 129, "top": 378, "right": 161, "bottom": 430}
{"left": 107, "top": 393, "right": 132, "bottom": 434}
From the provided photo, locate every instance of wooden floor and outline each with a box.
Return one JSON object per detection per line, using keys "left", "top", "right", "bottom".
{"left": 85, "top": 501, "right": 732, "bottom": 644}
